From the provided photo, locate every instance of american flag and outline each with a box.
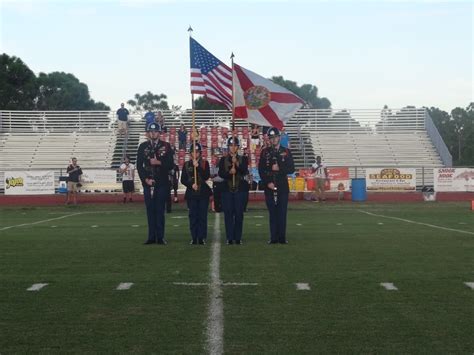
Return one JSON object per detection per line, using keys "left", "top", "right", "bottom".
{"left": 190, "top": 37, "right": 232, "bottom": 110}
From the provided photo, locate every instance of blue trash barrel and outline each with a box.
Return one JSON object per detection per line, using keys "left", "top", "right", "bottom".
{"left": 351, "top": 178, "right": 367, "bottom": 202}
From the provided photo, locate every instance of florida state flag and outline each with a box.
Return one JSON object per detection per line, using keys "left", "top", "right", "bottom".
{"left": 233, "top": 63, "right": 304, "bottom": 129}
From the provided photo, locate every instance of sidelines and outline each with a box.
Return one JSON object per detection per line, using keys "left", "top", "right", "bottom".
{"left": 359, "top": 210, "right": 474, "bottom": 236}
{"left": 206, "top": 213, "right": 224, "bottom": 355}
{"left": 0, "top": 210, "right": 131, "bottom": 232}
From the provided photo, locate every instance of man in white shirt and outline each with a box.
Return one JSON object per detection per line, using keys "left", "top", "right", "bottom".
{"left": 118, "top": 155, "right": 135, "bottom": 203}
{"left": 311, "top": 155, "right": 329, "bottom": 202}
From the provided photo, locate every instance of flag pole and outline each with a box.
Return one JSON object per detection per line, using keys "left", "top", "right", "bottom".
{"left": 231, "top": 52, "right": 236, "bottom": 190}
{"left": 188, "top": 26, "right": 197, "bottom": 186}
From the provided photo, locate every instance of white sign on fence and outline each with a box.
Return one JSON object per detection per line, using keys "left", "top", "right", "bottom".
{"left": 4, "top": 171, "right": 55, "bottom": 195}
{"left": 80, "top": 169, "right": 119, "bottom": 190}
{"left": 434, "top": 168, "right": 474, "bottom": 192}
{"left": 366, "top": 168, "right": 416, "bottom": 192}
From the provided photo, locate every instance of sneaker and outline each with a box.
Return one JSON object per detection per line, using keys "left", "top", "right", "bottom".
{"left": 235, "top": 240, "right": 243, "bottom": 245}
{"left": 190, "top": 240, "right": 197, "bottom": 245}
{"left": 199, "top": 239, "right": 206, "bottom": 245}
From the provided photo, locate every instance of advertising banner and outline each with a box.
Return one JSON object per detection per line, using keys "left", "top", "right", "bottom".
{"left": 299, "top": 167, "right": 350, "bottom": 191}
{"left": 81, "top": 169, "right": 120, "bottom": 190}
{"left": 434, "top": 168, "right": 474, "bottom": 192}
{"left": 366, "top": 168, "right": 416, "bottom": 192}
{"left": 4, "top": 171, "right": 55, "bottom": 195}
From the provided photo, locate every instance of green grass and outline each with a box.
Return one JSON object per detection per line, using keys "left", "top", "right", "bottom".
{"left": 0, "top": 201, "right": 473, "bottom": 353}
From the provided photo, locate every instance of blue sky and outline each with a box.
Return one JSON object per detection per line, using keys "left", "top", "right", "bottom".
{"left": 0, "top": 0, "right": 472, "bottom": 112}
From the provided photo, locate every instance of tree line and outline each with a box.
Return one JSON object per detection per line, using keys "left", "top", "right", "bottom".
{"left": 1, "top": 53, "right": 472, "bottom": 165}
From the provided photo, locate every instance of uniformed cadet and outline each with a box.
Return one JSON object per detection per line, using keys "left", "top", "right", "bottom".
{"left": 218, "top": 136, "right": 249, "bottom": 245}
{"left": 180, "top": 142, "right": 212, "bottom": 245}
{"left": 258, "top": 127, "right": 295, "bottom": 244}
{"left": 136, "top": 122, "right": 174, "bottom": 245}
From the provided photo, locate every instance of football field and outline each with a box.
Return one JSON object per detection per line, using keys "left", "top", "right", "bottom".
{"left": 0, "top": 201, "right": 473, "bottom": 354}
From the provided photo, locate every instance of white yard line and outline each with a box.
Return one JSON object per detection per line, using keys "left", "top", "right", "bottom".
{"left": 1, "top": 213, "right": 84, "bottom": 231}
{"left": 295, "top": 283, "right": 311, "bottom": 291}
{"left": 206, "top": 213, "right": 224, "bottom": 355}
{"left": 464, "top": 282, "right": 474, "bottom": 290}
{"left": 27, "top": 283, "right": 48, "bottom": 291}
{"left": 116, "top": 282, "right": 134, "bottom": 290}
{"left": 359, "top": 210, "right": 474, "bottom": 236}
{"left": 380, "top": 282, "right": 398, "bottom": 291}
{"left": 173, "top": 282, "right": 209, "bottom": 286}
{"left": 222, "top": 282, "right": 258, "bottom": 286}
{"left": 0, "top": 210, "right": 130, "bottom": 232}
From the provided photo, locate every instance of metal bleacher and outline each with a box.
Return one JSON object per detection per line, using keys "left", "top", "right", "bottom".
{"left": 0, "top": 107, "right": 450, "bottom": 188}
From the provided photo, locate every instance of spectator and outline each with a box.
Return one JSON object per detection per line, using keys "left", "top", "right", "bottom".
{"left": 220, "top": 131, "right": 229, "bottom": 152}
{"left": 144, "top": 110, "right": 156, "bottom": 128}
{"left": 118, "top": 155, "right": 135, "bottom": 203}
{"left": 178, "top": 124, "right": 187, "bottom": 150}
{"left": 279, "top": 127, "right": 290, "bottom": 149}
{"left": 156, "top": 111, "right": 167, "bottom": 133}
{"left": 166, "top": 160, "right": 180, "bottom": 212}
{"left": 116, "top": 103, "right": 129, "bottom": 136}
{"left": 250, "top": 124, "right": 260, "bottom": 152}
{"left": 210, "top": 153, "right": 224, "bottom": 212}
{"left": 311, "top": 155, "right": 329, "bottom": 202}
{"left": 66, "top": 157, "right": 83, "bottom": 205}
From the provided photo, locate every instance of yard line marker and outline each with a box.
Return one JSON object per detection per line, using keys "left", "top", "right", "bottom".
{"left": 253, "top": 215, "right": 264, "bottom": 218}
{"left": 131, "top": 225, "right": 139, "bottom": 227}
{"left": 51, "top": 225, "right": 57, "bottom": 228}
{"left": 171, "top": 216, "right": 186, "bottom": 219}
{"left": 222, "top": 282, "right": 258, "bottom": 286}
{"left": 296, "top": 223, "right": 303, "bottom": 226}
{"left": 380, "top": 282, "right": 398, "bottom": 291}
{"left": 256, "top": 224, "right": 261, "bottom": 227}
{"left": 206, "top": 213, "right": 224, "bottom": 355}
{"left": 458, "top": 222, "right": 467, "bottom": 225}
{"left": 173, "top": 225, "right": 180, "bottom": 227}
{"left": 359, "top": 210, "right": 474, "bottom": 236}
{"left": 91, "top": 225, "right": 98, "bottom": 228}
{"left": 464, "top": 282, "right": 474, "bottom": 290}
{"left": 27, "top": 283, "right": 48, "bottom": 291}
{"left": 116, "top": 282, "right": 134, "bottom": 290}
{"left": 173, "top": 282, "right": 209, "bottom": 286}
{"left": 377, "top": 222, "right": 384, "bottom": 225}
{"left": 336, "top": 223, "right": 343, "bottom": 226}
{"left": 0, "top": 211, "right": 130, "bottom": 232}
{"left": 295, "top": 283, "right": 311, "bottom": 291}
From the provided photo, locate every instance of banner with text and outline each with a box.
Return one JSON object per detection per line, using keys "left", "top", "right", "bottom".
{"left": 81, "top": 169, "right": 120, "bottom": 190}
{"left": 4, "top": 171, "right": 55, "bottom": 195}
{"left": 366, "top": 168, "right": 416, "bottom": 192}
{"left": 434, "top": 168, "right": 474, "bottom": 192}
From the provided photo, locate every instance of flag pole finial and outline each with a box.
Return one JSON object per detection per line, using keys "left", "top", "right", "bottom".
{"left": 230, "top": 52, "right": 234, "bottom": 60}
{"left": 188, "top": 26, "right": 193, "bottom": 36}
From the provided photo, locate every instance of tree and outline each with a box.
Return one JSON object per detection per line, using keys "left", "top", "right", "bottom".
{"left": 193, "top": 96, "right": 227, "bottom": 110}
{"left": 270, "top": 76, "right": 331, "bottom": 109}
{"left": 127, "top": 91, "right": 169, "bottom": 113}
{"left": 428, "top": 103, "right": 474, "bottom": 165}
{"left": 0, "top": 54, "right": 37, "bottom": 110}
{"left": 35, "top": 71, "right": 110, "bottom": 110}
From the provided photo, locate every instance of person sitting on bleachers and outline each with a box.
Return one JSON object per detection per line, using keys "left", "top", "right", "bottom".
{"left": 178, "top": 124, "right": 187, "bottom": 150}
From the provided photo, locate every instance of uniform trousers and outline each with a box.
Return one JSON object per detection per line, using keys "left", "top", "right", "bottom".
{"left": 143, "top": 183, "right": 168, "bottom": 242}
{"left": 264, "top": 190, "right": 289, "bottom": 243}
{"left": 186, "top": 198, "right": 209, "bottom": 242}
{"left": 222, "top": 190, "right": 246, "bottom": 242}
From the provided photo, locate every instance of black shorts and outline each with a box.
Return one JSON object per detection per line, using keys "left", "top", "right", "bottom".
{"left": 122, "top": 180, "right": 135, "bottom": 193}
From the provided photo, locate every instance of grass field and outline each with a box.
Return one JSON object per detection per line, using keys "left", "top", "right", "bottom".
{"left": 0, "top": 201, "right": 473, "bottom": 354}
